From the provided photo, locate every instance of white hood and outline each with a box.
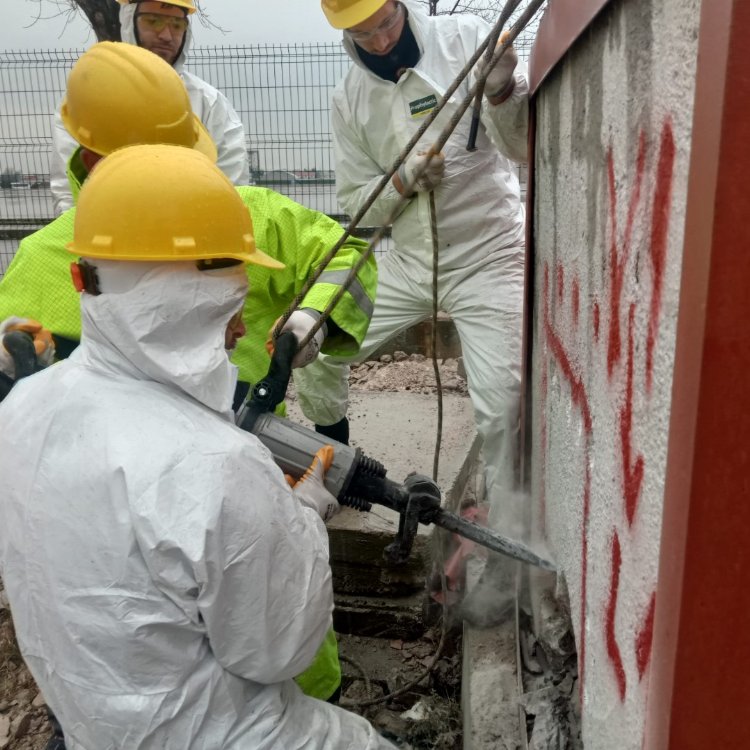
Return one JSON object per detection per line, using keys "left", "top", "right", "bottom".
{"left": 75, "top": 259, "right": 247, "bottom": 417}
{"left": 120, "top": 2, "right": 191, "bottom": 72}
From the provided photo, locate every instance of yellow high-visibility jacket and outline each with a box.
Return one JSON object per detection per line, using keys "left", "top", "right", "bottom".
{"left": 0, "top": 149, "right": 376, "bottom": 391}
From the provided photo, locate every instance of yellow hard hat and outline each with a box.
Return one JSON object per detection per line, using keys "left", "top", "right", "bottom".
{"left": 67, "top": 145, "right": 283, "bottom": 269}
{"left": 116, "top": 0, "right": 197, "bottom": 13}
{"left": 60, "top": 42, "right": 216, "bottom": 161}
{"left": 321, "top": 0, "right": 389, "bottom": 29}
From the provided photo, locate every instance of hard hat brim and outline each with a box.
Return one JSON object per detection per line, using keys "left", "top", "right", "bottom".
{"left": 322, "top": 0, "right": 389, "bottom": 30}
{"left": 192, "top": 117, "right": 218, "bottom": 163}
{"left": 244, "top": 247, "right": 285, "bottom": 270}
{"left": 116, "top": 0, "right": 197, "bottom": 13}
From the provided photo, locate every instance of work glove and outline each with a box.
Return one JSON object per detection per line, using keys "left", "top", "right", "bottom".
{"left": 475, "top": 30, "right": 518, "bottom": 100}
{"left": 396, "top": 149, "right": 446, "bottom": 195}
{"left": 290, "top": 445, "right": 341, "bottom": 522}
{"left": 266, "top": 309, "right": 327, "bottom": 369}
{"left": 0, "top": 317, "right": 55, "bottom": 378}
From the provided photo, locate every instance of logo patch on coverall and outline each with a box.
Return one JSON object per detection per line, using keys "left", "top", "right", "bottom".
{"left": 409, "top": 94, "right": 438, "bottom": 118}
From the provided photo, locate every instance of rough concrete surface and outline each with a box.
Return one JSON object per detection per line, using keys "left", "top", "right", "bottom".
{"left": 462, "top": 619, "right": 522, "bottom": 750}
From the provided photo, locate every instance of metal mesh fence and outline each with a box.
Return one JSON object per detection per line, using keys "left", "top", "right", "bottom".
{"left": 0, "top": 23, "right": 539, "bottom": 272}
{"left": 187, "top": 43, "right": 351, "bottom": 219}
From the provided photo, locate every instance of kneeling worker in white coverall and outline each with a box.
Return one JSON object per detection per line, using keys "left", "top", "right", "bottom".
{"left": 295, "top": 0, "right": 528, "bottom": 504}
{"left": 0, "top": 144, "right": 395, "bottom": 750}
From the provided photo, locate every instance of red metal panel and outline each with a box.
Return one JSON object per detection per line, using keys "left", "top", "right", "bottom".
{"left": 646, "top": 0, "right": 750, "bottom": 747}
{"left": 529, "top": 0, "right": 614, "bottom": 95}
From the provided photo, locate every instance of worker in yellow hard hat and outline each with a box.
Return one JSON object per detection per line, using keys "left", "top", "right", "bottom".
{"left": 0, "top": 142, "right": 396, "bottom": 750}
{"left": 0, "top": 44, "right": 376, "bottom": 748}
{"left": 49, "top": 0, "right": 248, "bottom": 214}
{"left": 296, "top": 0, "right": 529, "bottom": 519}
{"left": 116, "top": 0, "right": 196, "bottom": 66}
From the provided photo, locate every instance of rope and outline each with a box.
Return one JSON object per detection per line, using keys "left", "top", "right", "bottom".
{"left": 428, "top": 190, "right": 443, "bottom": 483}
{"left": 288, "top": 0, "right": 547, "bottom": 350}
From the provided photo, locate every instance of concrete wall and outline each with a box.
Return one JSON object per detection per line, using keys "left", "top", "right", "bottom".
{"left": 530, "top": 0, "right": 700, "bottom": 746}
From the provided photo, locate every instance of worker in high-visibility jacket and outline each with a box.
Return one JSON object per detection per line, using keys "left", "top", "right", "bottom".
{"left": 49, "top": 0, "right": 249, "bottom": 215}
{"left": 0, "top": 42, "right": 376, "bottom": 709}
{"left": 0, "top": 143, "right": 395, "bottom": 750}
{"left": 296, "top": 0, "right": 528, "bottom": 504}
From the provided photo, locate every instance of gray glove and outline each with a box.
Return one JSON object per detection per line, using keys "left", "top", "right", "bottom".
{"left": 270, "top": 309, "right": 327, "bottom": 369}
{"left": 476, "top": 31, "right": 518, "bottom": 99}
{"left": 292, "top": 445, "right": 341, "bottom": 522}
{"left": 397, "top": 150, "right": 446, "bottom": 194}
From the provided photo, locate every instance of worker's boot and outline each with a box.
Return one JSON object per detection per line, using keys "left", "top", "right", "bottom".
{"left": 315, "top": 417, "right": 349, "bottom": 446}
{"left": 44, "top": 708, "right": 67, "bottom": 750}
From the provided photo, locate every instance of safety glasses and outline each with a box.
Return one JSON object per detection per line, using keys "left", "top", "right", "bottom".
{"left": 136, "top": 12, "right": 189, "bottom": 34}
{"left": 346, "top": 2, "right": 404, "bottom": 44}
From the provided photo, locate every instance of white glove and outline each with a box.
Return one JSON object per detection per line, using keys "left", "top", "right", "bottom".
{"left": 292, "top": 445, "right": 341, "bottom": 522}
{"left": 476, "top": 31, "right": 518, "bottom": 99}
{"left": 268, "top": 309, "right": 327, "bottom": 369}
{"left": 0, "top": 317, "right": 55, "bottom": 378}
{"left": 397, "top": 150, "right": 445, "bottom": 194}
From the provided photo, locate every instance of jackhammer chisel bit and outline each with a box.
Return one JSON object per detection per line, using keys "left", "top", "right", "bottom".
{"left": 236, "top": 331, "right": 555, "bottom": 572}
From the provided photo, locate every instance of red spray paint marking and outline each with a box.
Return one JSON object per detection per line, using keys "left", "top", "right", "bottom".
{"left": 605, "top": 531, "right": 627, "bottom": 701}
{"left": 543, "top": 266, "right": 593, "bottom": 434}
{"left": 636, "top": 592, "right": 657, "bottom": 680}
{"left": 544, "top": 262, "right": 592, "bottom": 698}
{"left": 646, "top": 121, "right": 676, "bottom": 391}
{"left": 606, "top": 132, "right": 647, "bottom": 378}
{"left": 542, "top": 121, "right": 677, "bottom": 716}
{"left": 620, "top": 304, "right": 645, "bottom": 527}
{"left": 571, "top": 277, "right": 580, "bottom": 329}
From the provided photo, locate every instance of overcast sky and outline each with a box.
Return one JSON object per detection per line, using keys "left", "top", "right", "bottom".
{"left": 1, "top": 1, "right": 343, "bottom": 50}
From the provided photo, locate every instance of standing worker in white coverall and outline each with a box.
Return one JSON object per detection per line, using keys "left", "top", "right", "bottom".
{"left": 49, "top": 0, "right": 249, "bottom": 214}
{"left": 296, "top": 0, "right": 528, "bottom": 503}
{"left": 0, "top": 144, "right": 395, "bottom": 750}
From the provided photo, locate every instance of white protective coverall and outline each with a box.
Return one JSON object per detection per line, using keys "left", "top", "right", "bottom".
{"left": 49, "top": 4, "right": 250, "bottom": 214}
{"left": 295, "top": 0, "right": 528, "bottom": 500}
{"left": 0, "top": 260, "right": 394, "bottom": 750}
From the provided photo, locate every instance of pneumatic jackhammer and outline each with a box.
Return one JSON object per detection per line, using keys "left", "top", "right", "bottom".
{"left": 236, "top": 332, "right": 555, "bottom": 571}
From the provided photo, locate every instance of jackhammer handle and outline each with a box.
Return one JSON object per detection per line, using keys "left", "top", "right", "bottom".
{"left": 466, "top": 107, "right": 481, "bottom": 152}
{"left": 2, "top": 330, "right": 39, "bottom": 380}
{"left": 248, "top": 330, "right": 298, "bottom": 415}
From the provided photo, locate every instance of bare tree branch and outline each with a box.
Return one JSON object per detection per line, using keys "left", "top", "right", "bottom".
{"left": 29, "top": 1, "right": 227, "bottom": 44}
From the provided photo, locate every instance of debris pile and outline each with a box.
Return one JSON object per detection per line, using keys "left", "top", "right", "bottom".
{"left": 339, "top": 627, "right": 463, "bottom": 750}
{"left": 350, "top": 353, "right": 468, "bottom": 395}
{"left": 0, "top": 596, "right": 51, "bottom": 749}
